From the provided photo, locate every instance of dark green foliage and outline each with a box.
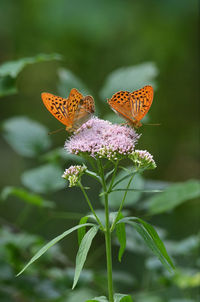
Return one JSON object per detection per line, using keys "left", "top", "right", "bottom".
{"left": 0, "top": 0, "right": 199, "bottom": 301}
{"left": 0, "top": 54, "right": 62, "bottom": 97}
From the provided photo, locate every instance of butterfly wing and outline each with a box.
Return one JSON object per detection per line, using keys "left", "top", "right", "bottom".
{"left": 42, "top": 88, "right": 95, "bottom": 132}
{"left": 65, "top": 89, "right": 94, "bottom": 131}
{"left": 108, "top": 91, "right": 134, "bottom": 123}
{"left": 72, "top": 95, "right": 95, "bottom": 130}
{"left": 130, "top": 85, "right": 154, "bottom": 122}
{"left": 41, "top": 92, "right": 71, "bottom": 127}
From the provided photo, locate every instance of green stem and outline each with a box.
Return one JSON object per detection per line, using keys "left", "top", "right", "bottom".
{"left": 87, "top": 155, "right": 98, "bottom": 172}
{"left": 105, "top": 194, "right": 114, "bottom": 302}
{"left": 98, "top": 159, "right": 114, "bottom": 302}
{"left": 110, "top": 171, "right": 137, "bottom": 232}
{"left": 107, "top": 161, "right": 119, "bottom": 193}
{"left": 112, "top": 168, "right": 137, "bottom": 189}
{"left": 78, "top": 181, "right": 104, "bottom": 231}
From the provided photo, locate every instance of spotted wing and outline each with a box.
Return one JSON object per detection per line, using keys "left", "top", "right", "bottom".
{"left": 130, "top": 85, "right": 154, "bottom": 122}
{"left": 72, "top": 95, "right": 95, "bottom": 130}
{"left": 65, "top": 88, "right": 83, "bottom": 122}
{"left": 42, "top": 89, "right": 95, "bottom": 132}
{"left": 107, "top": 91, "right": 134, "bottom": 123}
{"left": 41, "top": 92, "right": 71, "bottom": 127}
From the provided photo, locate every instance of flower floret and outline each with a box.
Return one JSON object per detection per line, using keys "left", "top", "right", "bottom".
{"left": 62, "top": 165, "right": 86, "bottom": 187}
{"left": 129, "top": 150, "right": 156, "bottom": 170}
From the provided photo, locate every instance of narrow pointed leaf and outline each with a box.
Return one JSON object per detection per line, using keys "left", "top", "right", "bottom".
{"left": 118, "top": 217, "right": 175, "bottom": 272}
{"left": 17, "top": 223, "right": 95, "bottom": 276}
{"left": 78, "top": 216, "right": 89, "bottom": 245}
{"left": 105, "top": 168, "right": 115, "bottom": 180}
{"left": 73, "top": 226, "right": 99, "bottom": 289}
{"left": 85, "top": 169, "right": 102, "bottom": 183}
{"left": 116, "top": 213, "right": 126, "bottom": 262}
{"left": 136, "top": 217, "right": 174, "bottom": 269}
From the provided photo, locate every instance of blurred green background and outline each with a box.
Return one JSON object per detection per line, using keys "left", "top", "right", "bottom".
{"left": 0, "top": 0, "right": 199, "bottom": 301}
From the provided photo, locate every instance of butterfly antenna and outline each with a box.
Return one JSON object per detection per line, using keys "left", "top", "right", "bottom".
{"left": 48, "top": 127, "right": 65, "bottom": 135}
{"left": 144, "top": 123, "right": 161, "bottom": 126}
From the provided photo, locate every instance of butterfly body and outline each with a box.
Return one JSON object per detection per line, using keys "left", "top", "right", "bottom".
{"left": 41, "top": 88, "right": 95, "bottom": 133}
{"left": 107, "top": 85, "right": 154, "bottom": 128}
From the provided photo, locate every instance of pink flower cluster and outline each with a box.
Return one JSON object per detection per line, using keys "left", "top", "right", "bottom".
{"left": 65, "top": 117, "right": 140, "bottom": 159}
{"left": 129, "top": 150, "right": 156, "bottom": 170}
{"left": 62, "top": 165, "right": 86, "bottom": 187}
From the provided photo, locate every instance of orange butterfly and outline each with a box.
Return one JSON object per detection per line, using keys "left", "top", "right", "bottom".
{"left": 41, "top": 88, "right": 95, "bottom": 133}
{"left": 107, "top": 85, "right": 154, "bottom": 128}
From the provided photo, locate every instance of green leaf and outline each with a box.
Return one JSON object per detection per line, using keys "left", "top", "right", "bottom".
{"left": 148, "top": 179, "right": 200, "bottom": 215}
{"left": 78, "top": 216, "right": 89, "bottom": 245}
{"left": 119, "top": 217, "right": 175, "bottom": 272}
{"left": 115, "top": 213, "right": 126, "bottom": 262}
{"left": 85, "top": 169, "right": 101, "bottom": 183}
{"left": 86, "top": 297, "right": 108, "bottom": 302}
{"left": 21, "top": 164, "right": 66, "bottom": 194}
{"left": 1, "top": 186, "right": 54, "bottom": 208}
{"left": 114, "top": 293, "right": 133, "bottom": 302}
{"left": 100, "top": 62, "right": 158, "bottom": 100}
{"left": 0, "top": 54, "right": 62, "bottom": 78}
{"left": 16, "top": 223, "right": 95, "bottom": 276}
{"left": 2, "top": 117, "right": 51, "bottom": 157}
{"left": 0, "top": 53, "right": 62, "bottom": 97}
{"left": 73, "top": 226, "right": 99, "bottom": 289}
{"left": 57, "top": 67, "right": 91, "bottom": 97}
{"left": 105, "top": 168, "right": 115, "bottom": 180}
